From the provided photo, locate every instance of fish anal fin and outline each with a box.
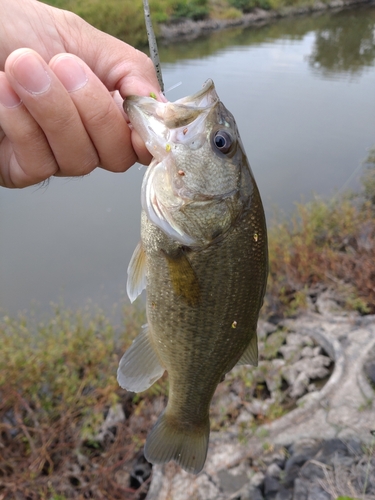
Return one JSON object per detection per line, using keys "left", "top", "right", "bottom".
{"left": 144, "top": 410, "right": 209, "bottom": 474}
{"left": 127, "top": 241, "right": 147, "bottom": 303}
{"left": 117, "top": 325, "right": 164, "bottom": 392}
{"left": 163, "top": 248, "right": 200, "bottom": 307}
{"left": 236, "top": 333, "right": 258, "bottom": 367}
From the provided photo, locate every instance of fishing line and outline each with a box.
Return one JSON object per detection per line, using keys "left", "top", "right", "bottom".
{"left": 165, "top": 81, "right": 183, "bottom": 94}
{"left": 331, "top": 157, "right": 365, "bottom": 201}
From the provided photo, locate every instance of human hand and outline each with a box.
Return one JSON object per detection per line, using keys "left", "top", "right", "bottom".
{"left": 0, "top": 0, "right": 163, "bottom": 188}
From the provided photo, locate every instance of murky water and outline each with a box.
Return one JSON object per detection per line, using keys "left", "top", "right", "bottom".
{"left": 1, "top": 5, "right": 375, "bottom": 316}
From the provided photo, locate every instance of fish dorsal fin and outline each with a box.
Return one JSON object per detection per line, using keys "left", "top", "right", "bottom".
{"left": 236, "top": 333, "right": 258, "bottom": 367}
{"left": 162, "top": 248, "right": 200, "bottom": 307}
{"left": 117, "top": 324, "right": 165, "bottom": 392}
{"left": 127, "top": 241, "right": 147, "bottom": 303}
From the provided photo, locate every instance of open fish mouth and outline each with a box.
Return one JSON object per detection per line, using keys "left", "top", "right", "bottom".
{"left": 124, "top": 80, "right": 220, "bottom": 162}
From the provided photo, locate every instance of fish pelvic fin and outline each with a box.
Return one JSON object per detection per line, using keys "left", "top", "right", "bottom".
{"left": 117, "top": 324, "right": 165, "bottom": 392}
{"left": 236, "top": 332, "right": 258, "bottom": 367}
{"left": 127, "top": 241, "right": 147, "bottom": 303}
{"left": 144, "top": 410, "right": 210, "bottom": 474}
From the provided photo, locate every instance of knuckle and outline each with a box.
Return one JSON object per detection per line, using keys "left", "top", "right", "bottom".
{"left": 85, "top": 100, "right": 113, "bottom": 130}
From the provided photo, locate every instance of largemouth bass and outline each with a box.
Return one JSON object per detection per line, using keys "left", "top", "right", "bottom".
{"left": 118, "top": 80, "right": 268, "bottom": 474}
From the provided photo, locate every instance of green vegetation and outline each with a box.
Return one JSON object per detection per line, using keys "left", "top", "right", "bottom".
{"left": 0, "top": 303, "right": 159, "bottom": 498}
{"left": 266, "top": 150, "right": 375, "bottom": 317}
{"left": 41, "top": 0, "right": 336, "bottom": 47}
{"left": 228, "top": 0, "right": 271, "bottom": 12}
{"left": 41, "top": 0, "right": 210, "bottom": 46}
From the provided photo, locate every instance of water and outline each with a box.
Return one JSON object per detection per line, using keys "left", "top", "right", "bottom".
{"left": 1, "top": 6, "right": 375, "bottom": 316}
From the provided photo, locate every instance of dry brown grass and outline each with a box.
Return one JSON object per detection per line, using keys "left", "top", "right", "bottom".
{"left": 265, "top": 158, "right": 375, "bottom": 318}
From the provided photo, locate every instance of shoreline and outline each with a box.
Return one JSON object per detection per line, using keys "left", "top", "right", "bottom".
{"left": 159, "top": 0, "right": 373, "bottom": 42}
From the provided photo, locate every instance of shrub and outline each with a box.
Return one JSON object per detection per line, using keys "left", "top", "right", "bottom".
{"left": 171, "top": 0, "right": 210, "bottom": 21}
{"left": 228, "top": 0, "right": 271, "bottom": 12}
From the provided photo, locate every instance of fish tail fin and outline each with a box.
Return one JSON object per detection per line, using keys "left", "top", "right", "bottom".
{"left": 144, "top": 410, "right": 210, "bottom": 474}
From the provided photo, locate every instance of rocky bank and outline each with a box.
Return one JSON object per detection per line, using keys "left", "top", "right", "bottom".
{"left": 144, "top": 292, "right": 375, "bottom": 499}
{"left": 158, "top": 0, "right": 373, "bottom": 42}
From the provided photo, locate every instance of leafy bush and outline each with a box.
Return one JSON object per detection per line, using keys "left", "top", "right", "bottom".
{"left": 228, "top": 0, "right": 271, "bottom": 12}
{"left": 172, "top": 0, "right": 210, "bottom": 21}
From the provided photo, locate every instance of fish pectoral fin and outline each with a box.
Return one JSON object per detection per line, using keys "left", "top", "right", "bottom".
{"left": 144, "top": 409, "right": 209, "bottom": 474}
{"left": 236, "top": 333, "right": 258, "bottom": 367}
{"left": 163, "top": 248, "right": 200, "bottom": 307}
{"left": 127, "top": 241, "right": 147, "bottom": 303}
{"left": 117, "top": 324, "right": 164, "bottom": 392}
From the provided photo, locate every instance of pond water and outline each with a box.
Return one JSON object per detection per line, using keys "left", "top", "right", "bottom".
{"left": 1, "top": 5, "right": 375, "bottom": 316}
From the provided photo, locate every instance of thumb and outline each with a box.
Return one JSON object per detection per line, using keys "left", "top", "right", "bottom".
{"left": 58, "top": 11, "right": 164, "bottom": 99}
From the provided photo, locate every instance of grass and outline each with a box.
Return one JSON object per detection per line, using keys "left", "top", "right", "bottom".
{"left": 41, "top": 0, "right": 336, "bottom": 47}
{"left": 41, "top": 0, "right": 211, "bottom": 47}
{"left": 0, "top": 155, "right": 374, "bottom": 497}
{"left": 0, "top": 303, "right": 167, "bottom": 499}
{"left": 266, "top": 151, "right": 375, "bottom": 318}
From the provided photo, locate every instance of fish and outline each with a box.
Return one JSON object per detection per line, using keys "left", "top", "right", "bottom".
{"left": 117, "top": 79, "right": 268, "bottom": 474}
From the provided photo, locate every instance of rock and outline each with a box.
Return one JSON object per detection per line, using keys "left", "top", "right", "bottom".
{"left": 217, "top": 465, "right": 249, "bottom": 493}
{"left": 288, "top": 439, "right": 321, "bottom": 458}
{"left": 114, "top": 469, "right": 131, "bottom": 488}
{"left": 245, "top": 398, "right": 275, "bottom": 416}
{"left": 283, "top": 356, "right": 331, "bottom": 385}
{"left": 145, "top": 311, "right": 375, "bottom": 500}
{"left": 313, "top": 346, "right": 322, "bottom": 356}
{"left": 311, "top": 1, "right": 326, "bottom": 10}
{"left": 279, "top": 344, "right": 300, "bottom": 362}
{"left": 292, "top": 478, "right": 308, "bottom": 499}
{"left": 265, "top": 359, "right": 286, "bottom": 392}
{"left": 258, "top": 321, "right": 278, "bottom": 339}
{"left": 283, "top": 441, "right": 321, "bottom": 487}
{"left": 94, "top": 403, "right": 125, "bottom": 443}
{"left": 314, "top": 438, "right": 353, "bottom": 465}
{"left": 250, "top": 471, "right": 266, "bottom": 488}
{"left": 329, "top": 0, "right": 344, "bottom": 6}
{"left": 290, "top": 372, "right": 310, "bottom": 398}
{"left": 264, "top": 473, "right": 280, "bottom": 496}
{"left": 286, "top": 333, "right": 313, "bottom": 347}
{"left": 300, "top": 346, "right": 314, "bottom": 358}
{"left": 236, "top": 408, "right": 255, "bottom": 425}
{"left": 262, "top": 449, "right": 287, "bottom": 468}
{"left": 306, "top": 485, "right": 330, "bottom": 500}
{"left": 299, "top": 461, "right": 325, "bottom": 481}
{"left": 275, "top": 488, "right": 293, "bottom": 500}
{"left": 266, "top": 463, "right": 282, "bottom": 478}
{"left": 239, "top": 484, "right": 265, "bottom": 500}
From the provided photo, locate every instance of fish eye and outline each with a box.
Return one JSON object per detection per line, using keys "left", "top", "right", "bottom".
{"left": 213, "top": 130, "right": 233, "bottom": 154}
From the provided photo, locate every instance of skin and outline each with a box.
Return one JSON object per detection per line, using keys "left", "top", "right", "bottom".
{"left": 0, "top": 0, "right": 165, "bottom": 188}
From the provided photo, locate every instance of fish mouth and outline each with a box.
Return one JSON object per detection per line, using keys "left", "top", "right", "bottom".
{"left": 124, "top": 80, "right": 220, "bottom": 161}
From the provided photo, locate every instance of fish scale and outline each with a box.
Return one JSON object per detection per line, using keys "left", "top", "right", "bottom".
{"left": 118, "top": 80, "right": 268, "bottom": 474}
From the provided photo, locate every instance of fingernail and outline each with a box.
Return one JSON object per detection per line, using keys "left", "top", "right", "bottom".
{"left": 52, "top": 56, "right": 88, "bottom": 92}
{"left": 0, "top": 78, "right": 21, "bottom": 108}
{"left": 13, "top": 52, "right": 51, "bottom": 94}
